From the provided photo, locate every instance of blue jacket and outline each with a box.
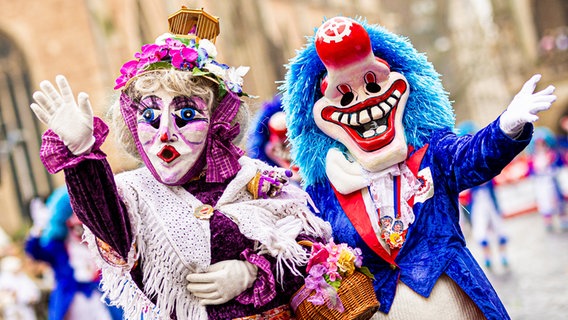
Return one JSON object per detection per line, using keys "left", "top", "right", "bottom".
{"left": 25, "top": 236, "right": 123, "bottom": 320}
{"left": 307, "top": 119, "right": 531, "bottom": 320}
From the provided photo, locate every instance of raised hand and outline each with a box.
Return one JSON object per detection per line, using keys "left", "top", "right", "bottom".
{"left": 30, "top": 75, "right": 95, "bottom": 155}
{"left": 499, "top": 74, "right": 557, "bottom": 138}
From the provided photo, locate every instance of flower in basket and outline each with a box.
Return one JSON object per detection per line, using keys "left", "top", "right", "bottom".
{"left": 302, "top": 239, "right": 374, "bottom": 312}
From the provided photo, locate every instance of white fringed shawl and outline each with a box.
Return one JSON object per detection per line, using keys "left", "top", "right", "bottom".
{"left": 83, "top": 156, "right": 331, "bottom": 320}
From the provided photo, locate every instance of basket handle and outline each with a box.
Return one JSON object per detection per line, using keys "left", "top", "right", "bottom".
{"left": 297, "top": 240, "right": 313, "bottom": 247}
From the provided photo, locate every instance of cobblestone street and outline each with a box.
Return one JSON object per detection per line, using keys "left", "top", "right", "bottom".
{"left": 466, "top": 212, "right": 568, "bottom": 320}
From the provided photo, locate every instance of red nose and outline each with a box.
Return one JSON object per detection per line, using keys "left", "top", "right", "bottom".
{"left": 315, "top": 17, "right": 372, "bottom": 69}
{"left": 160, "top": 133, "right": 168, "bottom": 142}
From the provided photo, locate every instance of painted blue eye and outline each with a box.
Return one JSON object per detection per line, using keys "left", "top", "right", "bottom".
{"left": 174, "top": 107, "right": 201, "bottom": 127}
{"left": 179, "top": 108, "right": 196, "bottom": 121}
{"left": 139, "top": 108, "right": 161, "bottom": 129}
{"left": 141, "top": 108, "right": 156, "bottom": 122}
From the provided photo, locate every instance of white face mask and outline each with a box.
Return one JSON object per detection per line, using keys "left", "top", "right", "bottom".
{"left": 135, "top": 88, "right": 210, "bottom": 185}
{"left": 313, "top": 68, "right": 410, "bottom": 173}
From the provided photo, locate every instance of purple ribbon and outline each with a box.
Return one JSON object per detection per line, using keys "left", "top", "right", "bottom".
{"left": 290, "top": 265, "right": 345, "bottom": 313}
{"left": 205, "top": 90, "right": 244, "bottom": 183}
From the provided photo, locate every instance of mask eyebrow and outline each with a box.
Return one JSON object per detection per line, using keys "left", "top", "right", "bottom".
{"left": 137, "top": 95, "right": 163, "bottom": 111}
{"left": 171, "top": 96, "right": 198, "bottom": 111}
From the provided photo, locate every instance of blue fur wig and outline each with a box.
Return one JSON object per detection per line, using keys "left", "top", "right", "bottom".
{"left": 246, "top": 95, "right": 283, "bottom": 167}
{"left": 40, "top": 185, "right": 73, "bottom": 245}
{"left": 280, "top": 17, "right": 455, "bottom": 186}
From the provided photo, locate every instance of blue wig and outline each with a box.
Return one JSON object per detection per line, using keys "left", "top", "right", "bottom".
{"left": 246, "top": 95, "right": 283, "bottom": 166}
{"left": 280, "top": 17, "right": 455, "bottom": 186}
{"left": 40, "top": 185, "right": 73, "bottom": 245}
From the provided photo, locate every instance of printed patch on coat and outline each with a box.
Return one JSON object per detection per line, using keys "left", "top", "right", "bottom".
{"left": 414, "top": 167, "right": 434, "bottom": 203}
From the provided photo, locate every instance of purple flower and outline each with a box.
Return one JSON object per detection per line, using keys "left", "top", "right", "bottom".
{"left": 353, "top": 247, "right": 363, "bottom": 268}
{"left": 171, "top": 47, "right": 199, "bottom": 70}
{"left": 305, "top": 265, "right": 328, "bottom": 305}
{"left": 165, "top": 37, "right": 185, "bottom": 50}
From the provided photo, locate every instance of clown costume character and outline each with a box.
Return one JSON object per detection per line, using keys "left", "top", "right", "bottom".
{"left": 28, "top": 8, "right": 330, "bottom": 320}
{"left": 25, "top": 185, "right": 123, "bottom": 320}
{"left": 526, "top": 126, "right": 568, "bottom": 231}
{"left": 247, "top": 95, "right": 301, "bottom": 184}
{"left": 282, "top": 16, "right": 556, "bottom": 319}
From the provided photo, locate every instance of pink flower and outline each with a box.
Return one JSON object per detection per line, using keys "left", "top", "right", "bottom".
{"left": 165, "top": 37, "right": 185, "bottom": 50}
{"left": 135, "top": 44, "right": 168, "bottom": 65}
{"left": 306, "top": 242, "right": 330, "bottom": 273}
{"left": 171, "top": 47, "right": 199, "bottom": 70}
{"left": 114, "top": 60, "right": 140, "bottom": 89}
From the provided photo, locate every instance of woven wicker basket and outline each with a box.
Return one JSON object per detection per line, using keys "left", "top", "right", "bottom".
{"left": 292, "top": 270, "right": 379, "bottom": 320}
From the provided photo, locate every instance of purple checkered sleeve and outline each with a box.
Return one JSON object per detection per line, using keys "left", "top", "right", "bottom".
{"left": 39, "top": 117, "right": 133, "bottom": 260}
{"left": 39, "top": 117, "right": 108, "bottom": 174}
{"left": 236, "top": 248, "right": 277, "bottom": 307}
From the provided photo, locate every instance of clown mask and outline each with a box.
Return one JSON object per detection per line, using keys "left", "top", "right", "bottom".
{"left": 265, "top": 111, "right": 301, "bottom": 182}
{"left": 135, "top": 87, "right": 210, "bottom": 185}
{"left": 313, "top": 17, "right": 410, "bottom": 173}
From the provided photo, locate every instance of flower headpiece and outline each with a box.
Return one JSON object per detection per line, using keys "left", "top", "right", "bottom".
{"left": 114, "top": 7, "right": 250, "bottom": 97}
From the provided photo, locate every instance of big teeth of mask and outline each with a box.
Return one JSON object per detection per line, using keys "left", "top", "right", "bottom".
{"left": 363, "top": 129, "right": 375, "bottom": 138}
{"left": 330, "top": 89, "right": 401, "bottom": 126}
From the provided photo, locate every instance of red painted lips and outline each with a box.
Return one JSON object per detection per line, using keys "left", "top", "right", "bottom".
{"left": 157, "top": 145, "right": 180, "bottom": 163}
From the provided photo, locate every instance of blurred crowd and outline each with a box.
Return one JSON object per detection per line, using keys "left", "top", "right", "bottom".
{"left": 457, "top": 114, "right": 568, "bottom": 273}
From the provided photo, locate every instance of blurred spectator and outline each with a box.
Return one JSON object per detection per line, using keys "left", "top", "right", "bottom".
{"left": 24, "top": 186, "right": 123, "bottom": 320}
{"left": 457, "top": 121, "right": 509, "bottom": 269}
{"left": 526, "top": 126, "right": 568, "bottom": 231}
{"left": 0, "top": 255, "right": 41, "bottom": 320}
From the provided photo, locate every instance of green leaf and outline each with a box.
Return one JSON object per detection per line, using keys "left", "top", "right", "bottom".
{"left": 144, "top": 62, "right": 172, "bottom": 71}
{"left": 330, "top": 280, "right": 341, "bottom": 290}
{"left": 358, "top": 266, "right": 375, "bottom": 280}
{"left": 191, "top": 68, "right": 211, "bottom": 77}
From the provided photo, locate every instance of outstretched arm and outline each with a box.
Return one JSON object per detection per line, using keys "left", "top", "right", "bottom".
{"left": 30, "top": 75, "right": 134, "bottom": 261}
{"left": 446, "top": 74, "right": 557, "bottom": 191}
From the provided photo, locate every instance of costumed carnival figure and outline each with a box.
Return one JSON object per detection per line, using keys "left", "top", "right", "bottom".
{"left": 25, "top": 185, "right": 123, "bottom": 320}
{"left": 28, "top": 8, "right": 330, "bottom": 320}
{"left": 526, "top": 126, "right": 568, "bottom": 231}
{"left": 247, "top": 95, "right": 301, "bottom": 184}
{"left": 281, "top": 16, "right": 556, "bottom": 319}
{"left": 0, "top": 255, "right": 41, "bottom": 320}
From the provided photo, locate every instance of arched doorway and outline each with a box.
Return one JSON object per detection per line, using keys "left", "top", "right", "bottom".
{"left": 0, "top": 30, "right": 54, "bottom": 227}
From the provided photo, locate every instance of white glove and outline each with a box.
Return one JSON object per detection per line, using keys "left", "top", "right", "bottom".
{"left": 325, "top": 148, "right": 368, "bottom": 194}
{"left": 30, "top": 75, "right": 95, "bottom": 155}
{"left": 499, "top": 74, "right": 556, "bottom": 138}
{"left": 186, "top": 259, "right": 258, "bottom": 305}
{"left": 29, "top": 198, "right": 51, "bottom": 236}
